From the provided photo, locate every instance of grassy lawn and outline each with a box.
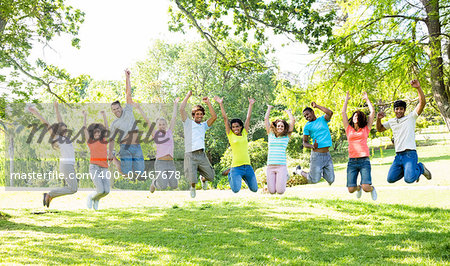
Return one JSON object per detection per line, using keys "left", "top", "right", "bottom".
{"left": 0, "top": 129, "right": 449, "bottom": 264}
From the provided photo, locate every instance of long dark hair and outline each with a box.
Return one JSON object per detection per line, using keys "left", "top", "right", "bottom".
{"left": 49, "top": 122, "right": 68, "bottom": 149}
{"left": 349, "top": 110, "right": 368, "bottom": 129}
{"left": 270, "top": 119, "right": 290, "bottom": 137}
{"left": 87, "top": 123, "right": 107, "bottom": 142}
{"left": 230, "top": 118, "right": 244, "bottom": 134}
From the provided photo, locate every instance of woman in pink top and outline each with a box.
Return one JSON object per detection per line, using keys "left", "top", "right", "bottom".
{"left": 342, "top": 91, "right": 377, "bottom": 200}
{"left": 136, "top": 98, "right": 179, "bottom": 193}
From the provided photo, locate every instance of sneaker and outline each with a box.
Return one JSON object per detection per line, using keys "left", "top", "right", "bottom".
{"left": 150, "top": 183, "right": 156, "bottom": 193}
{"left": 86, "top": 195, "right": 93, "bottom": 209}
{"left": 371, "top": 187, "right": 377, "bottom": 201}
{"left": 93, "top": 200, "right": 99, "bottom": 211}
{"left": 221, "top": 168, "right": 231, "bottom": 176}
{"left": 201, "top": 177, "right": 208, "bottom": 190}
{"left": 43, "top": 193, "right": 51, "bottom": 208}
{"left": 356, "top": 187, "right": 362, "bottom": 199}
{"left": 294, "top": 165, "right": 302, "bottom": 175}
{"left": 422, "top": 164, "right": 432, "bottom": 180}
{"left": 190, "top": 186, "right": 196, "bottom": 198}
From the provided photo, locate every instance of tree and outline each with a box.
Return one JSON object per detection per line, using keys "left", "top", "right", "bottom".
{"left": 168, "top": 0, "right": 336, "bottom": 71}
{"left": 320, "top": 0, "right": 450, "bottom": 130}
{"left": 0, "top": 0, "right": 86, "bottom": 108}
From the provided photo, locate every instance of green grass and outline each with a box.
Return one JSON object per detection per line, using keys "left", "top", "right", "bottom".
{"left": 1, "top": 197, "right": 449, "bottom": 264}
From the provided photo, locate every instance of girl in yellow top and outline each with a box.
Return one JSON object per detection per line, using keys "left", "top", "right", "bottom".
{"left": 215, "top": 96, "right": 258, "bottom": 193}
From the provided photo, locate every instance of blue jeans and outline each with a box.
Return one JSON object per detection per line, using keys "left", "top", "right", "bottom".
{"left": 347, "top": 157, "right": 372, "bottom": 187}
{"left": 387, "top": 150, "right": 424, "bottom": 183}
{"left": 228, "top": 165, "right": 258, "bottom": 193}
{"left": 119, "top": 144, "right": 145, "bottom": 175}
{"left": 308, "top": 151, "right": 335, "bottom": 184}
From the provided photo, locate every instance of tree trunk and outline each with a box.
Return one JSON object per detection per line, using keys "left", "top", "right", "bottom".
{"left": 423, "top": 0, "right": 450, "bottom": 131}
{"left": 9, "top": 135, "right": 14, "bottom": 187}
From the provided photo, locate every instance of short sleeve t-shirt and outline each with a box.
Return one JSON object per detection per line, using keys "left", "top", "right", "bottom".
{"left": 267, "top": 133, "right": 289, "bottom": 165}
{"left": 227, "top": 128, "right": 251, "bottom": 167}
{"left": 303, "top": 115, "right": 333, "bottom": 149}
{"left": 110, "top": 104, "right": 138, "bottom": 142}
{"left": 87, "top": 138, "right": 108, "bottom": 168}
{"left": 183, "top": 119, "right": 210, "bottom": 153}
{"left": 383, "top": 110, "right": 419, "bottom": 152}
{"left": 155, "top": 129, "right": 174, "bottom": 159}
{"left": 346, "top": 125, "right": 370, "bottom": 158}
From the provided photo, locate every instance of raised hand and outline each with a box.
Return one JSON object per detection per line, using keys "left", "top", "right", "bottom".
{"left": 362, "top": 91, "right": 368, "bottom": 101}
{"left": 284, "top": 109, "right": 292, "bottom": 114}
{"left": 410, "top": 79, "right": 420, "bottom": 88}
{"left": 202, "top": 96, "right": 209, "bottom": 103}
{"left": 174, "top": 97, "right": 180, "bottom": 104}
{"left": 82, "top": 110, "right": 87, "bottom": 116}
{"left": 311, "top": 102, "right": 317, "bottom": 108}
{"left": 214, "top": 96, "right": 223, "bottom": 104}
{"left": 125, "top": 69, "right": 131, "bottom": 77}
{"left": 345, "top": 91, "right": 351, "bottom": 101}
{"left": 248, "top": 98, "right": 256, "bottom": 105}
{"left": 377, "top": 111, "right": 385, "bottom": 119}
{"left": 187, "top": 90, "right": 193, "bottom": 97}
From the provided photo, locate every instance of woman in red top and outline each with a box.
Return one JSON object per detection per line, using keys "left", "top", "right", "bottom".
{"left": 83, "top": 110, "right": 111, "bottom": 210}
{"left": 342, "top": 92, "right": 377, "bottom": 200}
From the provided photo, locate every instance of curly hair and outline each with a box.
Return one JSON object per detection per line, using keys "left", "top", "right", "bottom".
{"left": 191, "top": 105, "right": 205, "bottom": 117}
{"left": 270, "top": 119, "right": 290, "bottom": 137}
{"left": 230, "top": 118, "right": 244, "bottom": 134}
{"left": 87, "top": 123, "right": 107, "bottom": 142}
{"left": 348, "top": 110, "right": 368, "bottom": 129}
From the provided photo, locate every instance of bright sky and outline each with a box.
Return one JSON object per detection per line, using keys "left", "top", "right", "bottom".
{"left": 33, "top": 0, "right": 316, "bottom": 81}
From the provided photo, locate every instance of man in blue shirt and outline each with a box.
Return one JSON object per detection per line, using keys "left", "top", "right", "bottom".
{"left": 300, "top": 102, "right": 335, "bottom": 185}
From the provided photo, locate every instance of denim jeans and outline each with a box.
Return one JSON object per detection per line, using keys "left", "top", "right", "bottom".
{"left": 228, "top": 165, "right": 258, "bottom": 193}
{"left": 346, "top": 157, "right": 372, "bottom": 187}
{"left": 119, "top": 144, "right": 145, "bottom": 175}
{"left": 308, "top": 151, "right": 335, "bottom": 184}
{"left": 387, "top": 150, "right": 424, "bottom": 183}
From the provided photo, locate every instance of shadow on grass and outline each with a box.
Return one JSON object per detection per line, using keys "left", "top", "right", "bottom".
{"left": 0, "top": 198, "right": 449, "bottom": 264}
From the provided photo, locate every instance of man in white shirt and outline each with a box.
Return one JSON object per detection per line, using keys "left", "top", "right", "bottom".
{"left": 376, "top": 79, "right": 432, "bottom": 183}
{"left": 180, "top": 90, "right": 218, "bottom": 198}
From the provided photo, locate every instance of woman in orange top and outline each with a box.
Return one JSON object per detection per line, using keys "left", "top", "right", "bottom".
{"left": 342, "top": 92, "right": 377, "bottom": 201}
{"left": 83, "top": 110, "right": 111, "bottom": 210}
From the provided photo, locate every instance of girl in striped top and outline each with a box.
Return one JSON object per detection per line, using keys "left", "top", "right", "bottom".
{"left": 265, "top": 105, "right": 295, "bottom": 194}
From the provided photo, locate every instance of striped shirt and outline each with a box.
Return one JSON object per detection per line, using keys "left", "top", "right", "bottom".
{"left": 267, "top": 133, "right": 289, "bottom": 165}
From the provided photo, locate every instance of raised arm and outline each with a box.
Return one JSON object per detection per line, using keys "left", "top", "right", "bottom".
{"left": 54, "top": 101, "right": 63, "bottom": 123}
{"left": 28, "top": 106, "right": 51, "bottom": 130}
{"left": 169, "top": 97, "right": 179, "bottom": 132}
{"left": 264, "top": 105, "right": 272, "bottom": 134}
{"left": 214, "top": 96, "right": 230, "bottom": 134}
{"left": 244, "top": 98, "right": 255, "bottom": 132}
{"left": 285, "top": 109, "right": 295, "bottom": 134}
{"left": 376, "top": 111, "right": 387, "bottom": 132}
{"left": 100, "top": 110, "right": 109, "bottom": 130}
{"left": 312, "top": 102, "right": 333, "bottom": 121}
{"left": 82, "top": 110, "right": 89, "bottom": 141}
{"left": 363, "top": 91, "right": 375, "bottom": 128}
{"left": 204, "top": 97, "right": 217, "bottom": 127}
{"left": 411, "top": 79, "right": 426, "bottom": 115}
{"left": 179, "top": 90, "right": 192, "bottom": 122}
{"left": 342, "top": 92, "right": 350, "bottom": 129}
{"left": 134, "top": 102, "right": 155, "bottom": 137}
{"left": 125, "top": 69, "right": 133, "bottom": 104}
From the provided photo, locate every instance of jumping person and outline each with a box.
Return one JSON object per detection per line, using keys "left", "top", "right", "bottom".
{"left": 82, "top": 110, "right": 111, "bottom": 210}
{"left": 264, "top": 105, "right": 295, "bottom": 194}
{"left": 28, "top": 101, "right": 77, "bottom": 207}
{"left": 376, "top": 79, "right": 432, "bottom": 183}
{"left": 342, "top": 91, "right": 377, "bottom": 200}
{"left": 299, "top": 102, "right": 335, "bottom": 185}
{"left": 180, "top": 90, "right": 217, "bottom": 198}
{"left": 108, "top": 69, "right": 145, "bottom": 177}
{"left": 215, "top": 96, "right": 258, "bottom": 193}
{"left": 135, "top": 98, "right": 179, "bottom": 193}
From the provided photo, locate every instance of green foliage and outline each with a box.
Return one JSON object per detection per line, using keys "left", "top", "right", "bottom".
{"left": 168, "top": 0, "right": 336, "bottom": 70}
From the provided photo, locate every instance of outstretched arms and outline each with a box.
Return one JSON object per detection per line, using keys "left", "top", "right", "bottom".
{"left": 342, "top": 92, "right": 350, "bottom": 129}
{"left": 264, "top": 105, "right": 272, "bottom": 134}
{"left": 286, "top": 109, "right": 295, "bottom": 134}
{"left": 363, "top": 92, "right": 375, "bottom": 128}
{"left": 244, "top": 98, "right": 255, "bottom": 133}
{"left": 311, "top": 102, "right": 333, "bottom": 121}
{"left": 125, "top": 69, "right": 133, "bottom": 104}
{"left": 169, "top": 98, "right": 179, "bottom": 132}
{"left": 411, "top": 79, "right": 426, "bottom": 116}
{"left": 214, "top": 96, "right": 230, "bottom": 135}
{"left": 204, "top": 97, "right": 217, "bottom": 127}
{"left": 54, "top": 101, "right": 63, "bottom": 124}
{"left": 179, "top": 90, "right": 192, "bottom": 122}
{"left": 134, "top": 102, "right": 155, "bottom": 137}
